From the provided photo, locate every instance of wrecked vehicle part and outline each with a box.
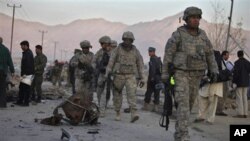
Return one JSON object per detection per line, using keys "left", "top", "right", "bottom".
{"left": 40, "top": 114, "right": 63, "bottom": 126}
{"left": 42, "top": 94, "right": 99, "bottom": 126}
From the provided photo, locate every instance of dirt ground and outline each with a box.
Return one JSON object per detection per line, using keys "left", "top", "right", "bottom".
{"left": 0, "top": 82, "right": 249, "bottom": 141}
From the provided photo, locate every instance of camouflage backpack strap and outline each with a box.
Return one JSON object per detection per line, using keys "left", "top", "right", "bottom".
{"left": 176, "top": 28, "right": 183, "bottom": 52}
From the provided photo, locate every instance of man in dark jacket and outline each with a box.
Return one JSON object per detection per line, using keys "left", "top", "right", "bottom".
{"left": 232, "top": 50, "right": 250, "bottom": 118}
{"left": 216, "top": 50, "right": 233, "bottom": 116}
{"left": 142, "top": 47, "right": 162, "bottom": 112}
{"left": 15, "top": 40, "right": 34, "bottom": 106}
{"left": 0, "top": 37, "right": 15, "bottom": 108}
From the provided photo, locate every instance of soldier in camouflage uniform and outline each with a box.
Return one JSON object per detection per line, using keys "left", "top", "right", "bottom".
{"left": 52, "top": 60, "right": 63, "bottom": 87}
{"left": 92, "top": 35, "right": 112, "bottom": 117}
{"left": 31, "top": 45, "right": 47, "bottom": 103}
{"left": 105, "top": 31, "right": 145, "bottom": 123}
{"left": 71, "top": 40, "right": 94, "bottom": 101}
{"left": 69, "top": 49, "right": 82, "bottom": 95}
{"left": 161, "top": 7, "right": 218, "bottom": 141}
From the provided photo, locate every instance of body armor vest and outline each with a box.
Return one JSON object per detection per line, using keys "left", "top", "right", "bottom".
{"left": 173, "top": 29, "right": 208, "bottom": 71}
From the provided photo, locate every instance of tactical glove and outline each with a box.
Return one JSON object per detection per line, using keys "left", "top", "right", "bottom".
{"left": 161, "top": 74, "right": 169, "bottom": 84}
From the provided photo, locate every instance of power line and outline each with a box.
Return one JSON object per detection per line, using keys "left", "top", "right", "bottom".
{"left": 7, "top": 3, "right": 22, "bottom": 56}
{"left": 22, "top": 7, "right": 31, "bottom": 20}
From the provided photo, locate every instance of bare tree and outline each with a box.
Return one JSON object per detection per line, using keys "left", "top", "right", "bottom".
{"left": 207, "top": 0, "right": 246, "bottom": 52}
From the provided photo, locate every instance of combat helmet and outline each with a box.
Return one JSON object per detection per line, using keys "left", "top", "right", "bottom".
{"left": 80, "top": 40, "right": 92, "bottom": 48}
{"left": 122, "top": 31, "right": 135, "bottom": 41}
{"left": 183, "top": 6, "right": 202, "bottom": 21}
{"left": 99, "top": 35, "right": 111, "bottom": 44}
{"left": 111, "top": 40, "right": 118, "bottom": 47}
{"left": 74, "top": 49, "right": 82, "bottom": 54}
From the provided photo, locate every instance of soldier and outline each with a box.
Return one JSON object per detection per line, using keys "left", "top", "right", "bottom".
{"left": 69, "top": 49, "right": 82, "bottom": 95}
{"left": 105, "top": 31, "right": 145, "bottom": 123}
{"left": 51, "top": 60, "right": 63, "bottom": 87}
{"left": 143, "top": 47, "right": 162, "bottom": 112}
{"left": 161, "top": 7, "right": 218, "bottom": 141}
{"left": 0, "top": 37, "right": 15, "bottom": 108}
{"left": 107, "top": 39, "right": 117, "bottom": 107}
{"left": 31, "top": 45, "right": 47, "bottom": 103}
{"left": 71, "top": 40, "right": 94, "bottom": 101}
{"left": 92, "top": 35, "right": 112, "bottom": 117}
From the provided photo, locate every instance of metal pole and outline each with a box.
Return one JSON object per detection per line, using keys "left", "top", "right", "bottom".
{"left": 225, "top": 0, "right": 234, "bottom": 51}
{"left": 54, "top": 41, "right": 57, "bottom": 61}
{"left": 60, "top": 49, "right": 63, "bottom": 61}
{"left": 7, "top": 4, "right": 22, "bottom": 55}
{"left": 39, "top": 30, "right": 47, "bottom": 47}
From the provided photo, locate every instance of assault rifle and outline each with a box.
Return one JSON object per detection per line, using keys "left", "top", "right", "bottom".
{"left": 159, "top": 63, "right": 177, "bottom": 131}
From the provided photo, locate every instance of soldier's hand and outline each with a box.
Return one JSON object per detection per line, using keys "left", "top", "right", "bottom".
{"left": 232, "top": 83, "right": 237, "bottom": 90}
{"left": 161, "top": 74, "right": 169, "bottom": 84}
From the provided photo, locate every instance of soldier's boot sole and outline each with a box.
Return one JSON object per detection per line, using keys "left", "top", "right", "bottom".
{"left": 130, "top": 115, "right": 139, "bottom": 123}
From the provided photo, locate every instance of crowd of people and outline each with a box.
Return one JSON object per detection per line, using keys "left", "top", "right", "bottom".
{"left": 0, "top": 6, "right": 250, "bottom": 141}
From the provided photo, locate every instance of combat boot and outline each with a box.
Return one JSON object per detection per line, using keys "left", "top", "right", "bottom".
{"left": 115, "top": 111, "right": 121, "bottom": 121}
{"left": 152, "top": 104, "right": 159, "bottom": 112}
{"left": 142, "top": 103, "right": 150, "bottom": 111}
{"left": 130, "top": 111, "right": 139, "bottom": 123}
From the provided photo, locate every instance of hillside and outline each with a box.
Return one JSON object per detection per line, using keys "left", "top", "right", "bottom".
{"left": 0, "top": 12, "right": 249, "bottom": 62}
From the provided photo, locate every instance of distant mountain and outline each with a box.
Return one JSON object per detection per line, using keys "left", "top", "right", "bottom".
{"left": 0, "top": 12, "right": 249, "bottom": 62}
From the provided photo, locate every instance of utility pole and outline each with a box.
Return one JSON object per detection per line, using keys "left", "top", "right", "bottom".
{"left": 64, "top": 50, "right": 68, "bottom": 61}
{"left": 60, "top": 49, "right": 63, "bottom": 61}
{"left": 54, "top": 41, "right": 58, "bottom": 61}
{"left": 39, "top": 30, "right": 47, "bottom": 47}
{"left": 7, "top": 4, "right": 22, "bottom": 55}
{"left": 225, "top": 0, "right": 234, "bottom": 51}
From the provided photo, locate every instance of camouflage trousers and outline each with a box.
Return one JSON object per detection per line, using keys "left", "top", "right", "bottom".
{"left": 52, "top": 75, "right": 61, "bottom": 87}
{"left": 97, "top": 74, "right": 110, "bottom": 114}
{"left": 174, "top": 70, "right": 203, "bottom": 141}
{"left": 31, "top": 74, "right": 43, "bottom": 101}
{"left": 75, "top": 78, "right": 93, "bottom": 101}
{"left": 112, "top": 74, "right": 137, "bottom": 113}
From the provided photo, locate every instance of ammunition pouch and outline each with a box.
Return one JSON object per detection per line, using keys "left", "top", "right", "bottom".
{"left": 78, "top": 63, "right": 93, "bottom": 81}
{"left": 187, "top": 54, "right": 207, "bottom": 70}
{"left": 80, "top": 71, "right": 92, "bottom": 81}
{"left": 119, "top": 64, "right": 134, "bottom": 74}
{"left": 173, "top": 52, "right": 206, "bottom": 71}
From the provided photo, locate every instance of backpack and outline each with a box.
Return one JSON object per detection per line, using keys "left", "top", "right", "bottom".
{"left": 217, "top": 60, "right": 233, "bottom": 82}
